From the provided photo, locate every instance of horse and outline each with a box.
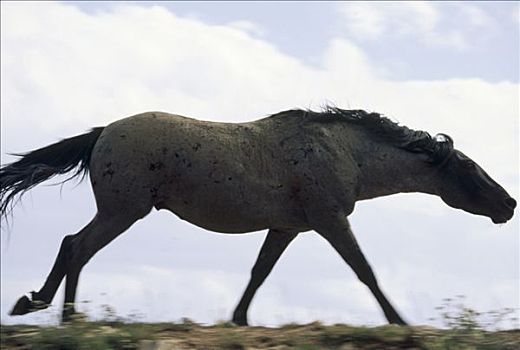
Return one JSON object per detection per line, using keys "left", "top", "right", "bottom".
{"left": 1, "top": 107, "right": 516, "bottom": 325}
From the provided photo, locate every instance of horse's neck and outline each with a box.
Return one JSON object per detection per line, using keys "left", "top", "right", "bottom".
{"left": 354, "top": 141, "right": 439, "bottom": 201}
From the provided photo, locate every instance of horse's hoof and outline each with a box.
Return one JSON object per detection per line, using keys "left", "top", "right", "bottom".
{"left": 62, "top": 311, "right": 87, "bottom": 324}
{"left": 9, "top": 295, "right": 32, "bottom": 315}
{"left": 9, "top": 294, "right": 48, "bottom": 315}
{"left": 231, "top": 315, "right": 248, "bottom": 327}
{"left": 61, "top": 305, "right": 79, "bottom": 324}
{"left": 389, "top": 316, "right": 408, "bottom": 326}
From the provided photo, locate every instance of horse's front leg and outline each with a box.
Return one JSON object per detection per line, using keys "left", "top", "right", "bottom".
{"left": 312, "top": 215, "right": 407, "bottom": 325}
{"left": 232, "top": 229, "right": 298, "bottom": 326}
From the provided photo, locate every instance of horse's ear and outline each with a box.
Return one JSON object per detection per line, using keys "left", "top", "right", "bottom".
{"left": 434, "top": 133, "right": 454, "bottom": 147}
{"left": 430, "top": 133, "right": 454, "bottom": 165}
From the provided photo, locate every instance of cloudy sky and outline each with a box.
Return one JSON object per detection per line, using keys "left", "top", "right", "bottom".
{"left": 1, "top": 1, "right": 518, "bottom": 327}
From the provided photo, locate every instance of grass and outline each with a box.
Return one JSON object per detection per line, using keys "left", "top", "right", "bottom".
{"left": 1, "top": 297, "right": 519, "bottom": 349}
{"left": 2, "top": 320, "right": 520, "bottom": 349}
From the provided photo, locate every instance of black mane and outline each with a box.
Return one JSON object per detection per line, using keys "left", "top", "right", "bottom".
{"left": 278, "top": 107, "right": 454, "bottom": 165}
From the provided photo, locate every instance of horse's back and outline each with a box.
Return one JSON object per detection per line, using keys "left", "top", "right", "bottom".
{"left": 88, "top": 112, "right": 308, "bottom": 233}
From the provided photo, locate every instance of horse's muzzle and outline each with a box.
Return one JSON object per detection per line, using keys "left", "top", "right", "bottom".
{"left": 491, "top": 197, "right": 516, "bottom": 224}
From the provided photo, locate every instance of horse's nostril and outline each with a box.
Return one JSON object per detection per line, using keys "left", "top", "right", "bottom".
{"left": 505, "top": 197, "right": 517, "bottom": 209}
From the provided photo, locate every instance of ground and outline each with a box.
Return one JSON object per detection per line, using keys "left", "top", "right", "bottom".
{"left": 2, "top": 320, "right": 519, "bottom": 350}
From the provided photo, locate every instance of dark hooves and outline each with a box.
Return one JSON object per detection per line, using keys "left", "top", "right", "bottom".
{"left": 9, "top": 294, "right": 49, "bottom": 316}
{"left": 390, "top": 317, "right": 408, "bottom": 326}
{"left": 231, "top": 315, "right": 249, "bottom": 327}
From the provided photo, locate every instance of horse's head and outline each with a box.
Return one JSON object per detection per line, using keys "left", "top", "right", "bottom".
{"left": 437, "top": 146, "right": 516, "bottom": 224}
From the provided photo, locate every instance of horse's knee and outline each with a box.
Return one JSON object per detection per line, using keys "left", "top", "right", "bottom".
{"left": 250, "top": 260, "right": 271, "bottom": 280}
{"left": 357, "top": 269, "right": 378, "bottom": 287}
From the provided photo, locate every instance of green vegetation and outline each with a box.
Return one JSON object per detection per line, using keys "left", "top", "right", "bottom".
{"left": 2, "top": 319, "right": 519, "bottom": 349}
{"left": 2, "top": 298, "right": 519, "bottom": 349}
{"left": 2, "top": 320, "right": 519, "bottom": 350}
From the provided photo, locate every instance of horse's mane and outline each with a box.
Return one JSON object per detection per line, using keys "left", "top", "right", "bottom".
{"left": 273, "top": 107, "right": 454, "bottom": 165}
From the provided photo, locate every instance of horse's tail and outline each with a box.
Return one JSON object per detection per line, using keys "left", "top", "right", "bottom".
{"left": 0, "top": 127, "right": 105, "bottom": 219}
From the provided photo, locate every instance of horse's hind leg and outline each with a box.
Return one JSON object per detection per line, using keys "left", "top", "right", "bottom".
{"left": 232, "top": 229, "right": 298, "bottom": 326}
{"left": 9, "top": 231, "right": 88, "bottom": 317}
{"left": 60, "top": 210, "right": 150, "bottom": 321}
{"left": 10, "top": 209, "right": 150, "bottom": 321}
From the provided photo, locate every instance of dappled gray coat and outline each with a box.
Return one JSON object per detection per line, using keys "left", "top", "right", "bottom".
{"left": 1, "top": 108, "right": 516, "bottom": 325}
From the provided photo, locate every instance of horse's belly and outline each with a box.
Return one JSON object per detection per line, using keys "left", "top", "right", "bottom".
{"left": 156, "top": 201, "right": 267, "bottom": 233}
{"left": 155, "top": 179, "right": 306, "bottom": 233}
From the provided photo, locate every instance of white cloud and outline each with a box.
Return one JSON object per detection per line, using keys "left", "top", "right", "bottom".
{"left": 339, "top": 2, "right": 439, "bottom": 39}
{"left": 337, "top": 2, "right": 385, "bottom": 39}
{"left": 227, "top": 20, "right": 266, "bottom": 37}
{"left": 338, "top": 2, "right": 498, "bottom": 50}
{"left": 337, "top": 1, "right": 439, "bottom": 39}
{"left": 1, "top": 1, "right": 518, "bottom": 327}
{"left": 460, "top": 5, "right": 494, "bottom": 28}
{"left": 513, "top": 5, "right": 520, "bottom": 24}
